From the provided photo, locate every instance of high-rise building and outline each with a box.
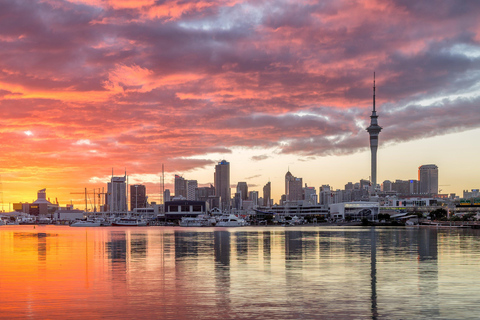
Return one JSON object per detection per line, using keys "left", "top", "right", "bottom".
{"left": 174, "top": 175, "right": 187, "bottom": 198}
{"left": 215, "top": 160, "right": 230, "bottom": 210}
{"left": 366, "top": 73, "right": 382, "bottom": 192}
{"left": 285, "top": 170, "right": 303, "bottom": 202}
{"left": 107, "top": 176, "right": 127, "bottom": 212}
{"left": 418, "top": 164, "right": 439, "bottom": 194}
{"left": 248, "top": 191, "right": 259, "bottom": 207}
{"left": 130, "top": 184, "right": 147, "bottom": 210}
{"left": 187, "top": 180, "right": 197, "bottom": 201}
{"left": 164, "top": 189, "right": 171, "bottom": 202}
{"left": 345, "top": 182, "right": 354, "bottom": 191}
{"left": 236, "top": 182, "right": 248, "bottom": 201}
{"left": 382, "top": 180, "right": 392, "bottom": 192}
{"left": 303, "top": 185, "right": 317, "bottom": 205}
{"left": 263, "top": 182, "right": 271, "bottom": 207}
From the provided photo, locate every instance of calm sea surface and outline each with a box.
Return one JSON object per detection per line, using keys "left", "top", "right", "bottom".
{"left": 1, "top": 225, "right": 480, "bottom": 319}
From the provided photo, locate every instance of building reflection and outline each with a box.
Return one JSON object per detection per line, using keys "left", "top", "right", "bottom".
{"left": 417, "top": 228, "right": 439, "bottom": 318}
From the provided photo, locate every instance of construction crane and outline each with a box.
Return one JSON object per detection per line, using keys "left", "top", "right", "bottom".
{"left": 70, "top": 188, "right": 106, "bottom": 212}
{"left": 439, "top": 185, "right": 451, "bottom": 194}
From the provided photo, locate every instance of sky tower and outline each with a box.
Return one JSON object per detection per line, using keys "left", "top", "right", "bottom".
{"left": 366, "top": 73, "right": 382, "bottom": 191}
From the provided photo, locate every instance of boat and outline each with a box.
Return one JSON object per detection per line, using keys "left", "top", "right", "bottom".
{"left": 111, "top": 218, "right": 148, "bottom": 226}
{"left": 179, "top": 215, "right": 217, "bottom": 227}
{"left": 216, "top": 214, "right": 248, "bottom": 227}
{"left": 70, "top": 220, "right": 101, "bottom": 227}
{"left": 179, "top": 217, "right": 203, "bottom": 227}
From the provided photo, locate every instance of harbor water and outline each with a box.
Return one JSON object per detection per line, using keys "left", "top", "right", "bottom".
{"left": 1, "top": 225, "right": 480, "bottom": 319}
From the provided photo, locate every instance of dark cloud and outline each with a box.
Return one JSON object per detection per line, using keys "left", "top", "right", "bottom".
{"left": 251, "top": 155, "right": 269, "bottom": 162}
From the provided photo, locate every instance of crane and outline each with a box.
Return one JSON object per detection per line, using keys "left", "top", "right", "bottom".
{"left": 70, "top": 188, "right": 106, "bottom": 212}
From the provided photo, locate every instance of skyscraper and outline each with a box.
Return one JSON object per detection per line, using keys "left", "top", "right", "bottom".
{"left": 215, "top": 160, "right": 230, "bottom": 210}
{"left": 366, "top": 73, "right": 382, "bottom": 192}
{"left": 236, "top": 182, "right": 248, "bottom": 201}
{"left": 107, "top": 176, "right": 127, "bottom": 212}
{"left": 130, "top": 184, "right": 146, "bottom": 210}
{"left": 285, "top": 170, "right": 303, "bottom": 202}
{"left": 186, "top": 180, "right": 197, "bottom": 201}
{"left": 174, "top": 175, "right": 187, "bottom": 198}
{"left": 418, "top": 164, "right": 439, "bottom": 194}
{"left": 263, "top": 181, "right": 271, "bottom": 207}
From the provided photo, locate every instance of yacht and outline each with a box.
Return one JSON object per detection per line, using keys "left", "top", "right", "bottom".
{"left": 180, "top": 215, "right": 217, "bottom": 227}
{"left": 111, "top": 218, "right": 148, "bottom": 226}
{"left": 70, "top": 220, "right": 101, "bottom": 227}
{"left": 179, "top": 217, "right": 203, "bottom": 227}
{"left": 216, "top": 214, "right": 248, "bottom": 227}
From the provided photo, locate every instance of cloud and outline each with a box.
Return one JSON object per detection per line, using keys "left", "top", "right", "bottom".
{"left": 251, "top": 155, "right": 269, "bottom": 161}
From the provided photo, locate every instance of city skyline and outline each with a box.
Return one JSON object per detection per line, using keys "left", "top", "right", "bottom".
{"left": 1, "top": 1, "right": 480, "bottom": 206}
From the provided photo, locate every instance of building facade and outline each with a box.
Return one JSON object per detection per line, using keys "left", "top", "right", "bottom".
{"left": 214, "top": 160, "right": 230, "bottom": 210}
{"left": 107, "top": 176, "right": 127, "bottom": 212}
{"left": 263, "top": 182, "right": 272, "bottom": 207}
{"left": 174, "top": 175, "right": 187, "bottom": 198}
{"left": 237, "top": 182, "right": 248, "bottom": 201}
{"left": 285, "top": 171, "right": 303, "bottom": 202}
{"left": 130, "top": 184, "right": 147, "bottom": 210}
{"left": 418, "top": 164, "right": 439, "bottom": 194}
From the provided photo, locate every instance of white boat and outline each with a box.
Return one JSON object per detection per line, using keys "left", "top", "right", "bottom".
{"left": 111, "top": 218, "right": 148, "bottom": 226}
{"left": 180, "top": 217, "right": 203, "bottom": 227}
{"left": 216, "top": 214, "right": 248, "bottom": 227}
{"left": 70, "top": 220, "right": 101, "bottom": 227}
{"left": 180, "top": 215, "right": 217, "bottom": 227}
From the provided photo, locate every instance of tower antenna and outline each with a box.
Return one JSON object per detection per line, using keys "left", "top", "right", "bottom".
{"left": 373, "top": 72, "right": 376, "bottom": 112}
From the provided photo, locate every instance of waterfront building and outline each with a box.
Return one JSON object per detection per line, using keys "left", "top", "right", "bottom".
{"left": 255, "top": 204, "right": 329, "bottom": 220}
{"left": 30, "top": 188, "right": 55, "bottom": 216}
{"left": 329, "top": 202, "right": 379, "bottom": 221}
{"left": 214, "top": 160, "right": 230, "bottom": 211}
{"left": 366, "top": 73, "right": 382, "bottom": 192}
{"left": 418, "top": 164, "right": 439, "bottom": 194}
{"left": 130, "top": 184, "right": 147, "bottom": 211}
{"left": 106, "top": 176, "right": 127, "bottom": 212}
{"left": 174, "top": 175, "right": 187, "bottom": 198}
{"left": 164, "top": 200, "right": 209, "bottom": 220}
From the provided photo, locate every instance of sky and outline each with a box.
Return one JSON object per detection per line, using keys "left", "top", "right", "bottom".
{"left": 1, "top": 0, "right": 480, "bottom": 209}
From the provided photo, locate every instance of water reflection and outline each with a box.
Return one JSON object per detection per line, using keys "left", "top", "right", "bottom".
{"left": 2, "top": 226, "right": 480, "bottom": 319}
